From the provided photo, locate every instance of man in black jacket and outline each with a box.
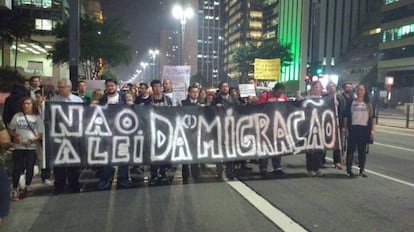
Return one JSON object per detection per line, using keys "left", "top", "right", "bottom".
{"left": 212, "top": 81, "right": 241, "bottom": 180}
{"left": 96, "top": 79, "right": 137, "bottom": 190}
{"left": 181, "top": 85, "right": 202, "bottom": 183}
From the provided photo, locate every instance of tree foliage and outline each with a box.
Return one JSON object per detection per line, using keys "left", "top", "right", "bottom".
{"left": 49, "top": 16, "right": 133, "bottom": 79}
{"left": 0, "top": 10, "right": 35, "bottom": 69}
{"left": 232, "top": 40, "right": 293, "bottom": 80}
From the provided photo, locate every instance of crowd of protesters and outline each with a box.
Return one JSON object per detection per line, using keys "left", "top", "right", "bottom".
{"left": 0, "top": 75, "right": 376, "bottom": 226}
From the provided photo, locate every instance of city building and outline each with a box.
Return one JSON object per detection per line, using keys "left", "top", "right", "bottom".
{"left": 222, "top": 0, "right": 263, "bottom": 82}
{"left": 278, "top": 0, "right": 378, "bottom": 91}
{"left": 262, "top": 0, "right": 279, "bottom": 42}
{"left": 378, "top": 0, "right": 414, "bottom": 102}
{"left": 197, "top": 0, "right": 221, "bottom": 87}
{"left": 0, "top": 0, "right": 103, "bottom": 84}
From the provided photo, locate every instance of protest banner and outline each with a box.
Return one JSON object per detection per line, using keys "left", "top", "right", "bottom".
{"left": 44, "top": 96, "right": 338, "bottom": 167}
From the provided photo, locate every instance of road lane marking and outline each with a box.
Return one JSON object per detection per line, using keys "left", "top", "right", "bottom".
{"left": 326, "top": 158, "right": 414, "bottom": 188}
{"left": 376, "top": 128, "right": 414, "bottom": 137}
{"left": 227, "top": 180, "right": 308, "bottom": 232}
{"left": 363, "top": 169, "right": 414, "bottom": 188}
{"left": 374, "top": 142, "right": 414, "bottom": 152}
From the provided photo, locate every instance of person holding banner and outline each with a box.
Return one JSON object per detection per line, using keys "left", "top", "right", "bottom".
{"left": 212, "top": 81, "right": 242, "bottom": 180}
{"left": 343, "top": 84, "right": 375, "bottom": 178}
{"left": 96, "top": 79, "right": 137, "bottom": 190}
{"left": 258, "top": 83, "right": 287, "bottom": 177}
{"left": 304, "top": 81, "right": 325, "bottom": 177}
{"left": 181, "top": 84, "right": 202, "bottom": 183}
{"left": 50, "top": 79, "right": 83, "bottom": 194}
{"left": 149, "top": 79, "right": 173, "bottom": 185}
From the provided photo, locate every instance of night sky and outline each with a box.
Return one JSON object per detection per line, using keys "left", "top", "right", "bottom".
{"left": 100, "top": 0, "right": 178, "bottom": 79}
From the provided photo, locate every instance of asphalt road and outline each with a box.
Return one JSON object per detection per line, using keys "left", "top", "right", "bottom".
{"left": 2, "top": 125, "right": 414, "bottom": 232}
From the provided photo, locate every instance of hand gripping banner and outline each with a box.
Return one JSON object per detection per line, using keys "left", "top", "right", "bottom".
{"left": 44, "top": 96, "right": 338, "bottom": 167}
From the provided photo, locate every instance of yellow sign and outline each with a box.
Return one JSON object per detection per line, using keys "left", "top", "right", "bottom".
{"left": 254, "top": 58, "right": 280, "bottom": 80}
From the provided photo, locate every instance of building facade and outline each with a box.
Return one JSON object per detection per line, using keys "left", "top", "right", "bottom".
{"left": 222, "top": 0, "right": 263, "bottom": 82}
{"left": 278, "top": 0, "right": 378, "bottom": 91}
{"left": 197, "top": 0, "right": 221, "bottom": 87}
{"left": 379, "top": 0, "right": 414, "bottom": 102}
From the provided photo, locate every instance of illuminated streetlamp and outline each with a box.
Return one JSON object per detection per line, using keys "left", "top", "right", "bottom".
{"left": 140, "top": 62, "right": 148, "bottom": 82}
{"left": 149, "top": 49, "right": 160, "bottom": 80}
{"left": 172, "top": 4, "right": 194, "bottom": 65}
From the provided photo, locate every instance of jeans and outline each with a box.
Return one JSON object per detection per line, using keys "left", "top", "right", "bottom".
{"left": 306, "top": 150, "right": 323, "bottom": 171}
{"left": 12, "top": 150, "right": 36, "bottom": 188}
{"left": 346, "top": 125, "right": 369, "bottom": 172}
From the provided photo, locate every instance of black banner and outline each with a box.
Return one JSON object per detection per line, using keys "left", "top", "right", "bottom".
{"left": 44, "top": 96, "right": 338, "bottom": 167}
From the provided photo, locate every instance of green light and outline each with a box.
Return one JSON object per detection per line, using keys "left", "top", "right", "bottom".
{"left": 316, "top": 68, "right": 322, "bottom": 75}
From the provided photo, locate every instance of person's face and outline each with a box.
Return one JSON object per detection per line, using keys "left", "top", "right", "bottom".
{"left": 139, "top": 85, "right": 147, "bottom": 96}
{"left": 24, "top": 81, "right": 31, "bottom": 90}
{"left": 57, "top": 82, "right": 71, "bottom": 97}
{"left": 152, "top": 83, "right": 162, "bottom": 95}
{"left": 125, "top": 93, "right": 133, "bottom": 101}
{"left": 356, "top": 85, "right": 366, "bottom": 98}
{"left": 35, "top": 93, "right": 44, "bottom": 104}
{"left": 105, "top": 81, "right": 117, "bottom": 95}
{"left": 163, "top": 80, "right": 172, "bottom": 92}
{"left": 343, "top": 84, "right": 352, "bottom": 95}
{"left": 247, "top": 79, "right": 255, "bottom": 85}
{"left": 273, "top": 88, "right": 285, "bottom": 97}
{"left": 22, "top": 99, "right": 33, "bottom": 113}
{"left": 326, "top": 84, "right": 336, "bottom": 94}
{"left": 189, "top": 87, "right": 199, "bottom": 100}
{"left": 219, "top": 83, "right": 229, "bottom": 95}
{"left": 311, "top": 82, "right": 323, "bottom": 96}
{"left": 31, "top": 77, "right": 40, "bottom": 88}
{"left": 230, "top": 89, "right": 238, "bottom": 97}
{"left": 78, "top": 82, "right": 87, "bottom": 93}
{"left": 199, "top": 90, "right": 207, "bottom": 99}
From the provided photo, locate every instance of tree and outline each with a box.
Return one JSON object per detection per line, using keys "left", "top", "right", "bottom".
{"left": 0, "top": 10, "right": 35, "bottom": 70}
{"left": 232, "top": 40, "right": 293, "bottom": 83}
{"left": 49, "top": 16, "right": 133, "bottom": 79}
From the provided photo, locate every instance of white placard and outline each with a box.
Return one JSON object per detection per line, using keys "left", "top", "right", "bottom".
{"left": 239, "top": 84, "right": 256, "bottom": 97}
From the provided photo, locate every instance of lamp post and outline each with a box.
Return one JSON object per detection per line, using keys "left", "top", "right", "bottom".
{"left": 172, "top": 4, "right": 194, "bottom": 65}
{"left": 140, "top": 62, "right": 148, "bottom": 83}
{"left": 149, "top": 49, "right": 160, "bottom": 80}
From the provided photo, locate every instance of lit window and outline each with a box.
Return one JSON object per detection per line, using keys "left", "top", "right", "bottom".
{"left": 35, "top": 19, "right": 53, "bottom": 31}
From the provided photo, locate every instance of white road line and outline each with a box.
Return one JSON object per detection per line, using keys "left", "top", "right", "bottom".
{"left": 376, "top": 128, "right": 414, "bottom": 137}
{"left": 326, "top": 157, "right": 414, "bottom": 188}
{"left": 374, "top": 142, "right": 414, "bottom": 152}
{"left": 363, "top": 169, "right": 414, "bottom": 188}
{"left": 227, "top": 181, "right": 308, "bottom": 232}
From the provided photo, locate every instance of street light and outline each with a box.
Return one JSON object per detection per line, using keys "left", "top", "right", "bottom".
{"left": 149, "top": 49, "right": 160, "bottom": 80}
{"left": 140, "top": 62, "right": 148, "bottom": 82}
{"left": 172, "top": 4, "right": 194, "bottom": 65}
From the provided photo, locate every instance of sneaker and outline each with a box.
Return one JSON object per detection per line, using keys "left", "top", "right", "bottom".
{"left": 359, "top": 170, "right": 368, "bottom": 178}
{"left": 149, "top": 176, "right": 159, "bottom": 185}
{"left": 307, "top": 170, "right": 315, "bottom": 177}
{"left": 334, "top": 163, "right": 343, "bottom": 170}
{"left": 11, "top": 190, "right": 19, "bottom": 202}
{"left": 273, "top": 169, "right": 285, "bottom": 176}
{"left": 96, "top": 180, "right": 110, "bottom": 190}
{"left": 43, "top": 179, "right": 53, "bottom": 185}
{"left": 347, "top": 171, "right": 355, "bottom": 178}
{"left": 314, "top": 170, "right": 324, "bottom": 177}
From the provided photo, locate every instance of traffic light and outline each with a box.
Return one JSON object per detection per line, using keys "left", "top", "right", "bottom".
{"left": 314, "top": 61, "right": 325, "bottom": 76}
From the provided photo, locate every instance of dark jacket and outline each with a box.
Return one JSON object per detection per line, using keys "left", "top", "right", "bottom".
{"left": 212, "top": 94, "right": 241, "bottom": 107}
{"left": 344, "top": 99, "right": 375, "bottom": 144}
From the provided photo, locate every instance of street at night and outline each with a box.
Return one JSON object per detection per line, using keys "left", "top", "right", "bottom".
{"left": 3, "top": 124, "right": 413, "bottom": 232}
